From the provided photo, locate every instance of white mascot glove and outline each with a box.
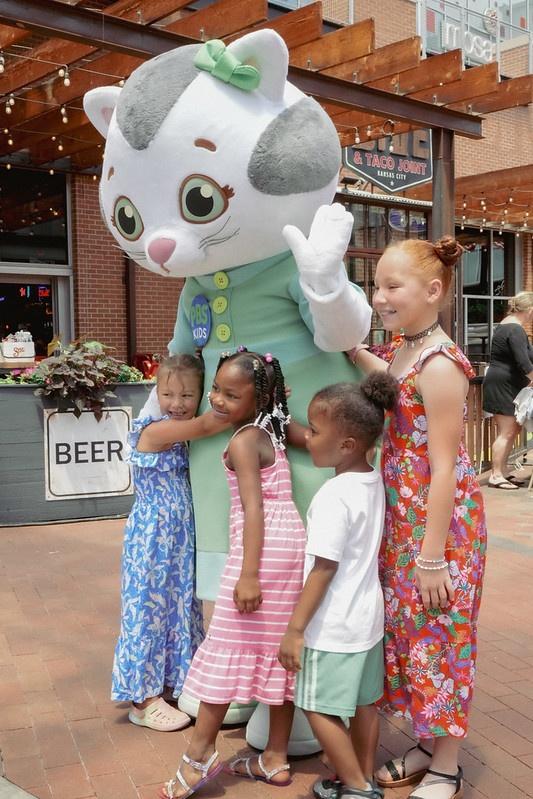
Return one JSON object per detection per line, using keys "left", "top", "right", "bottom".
{"left": 283, "top": 203, "right": 353, "bottom": 296}
{"left": 283, "top": 203, "right": 372, "bottom": 352}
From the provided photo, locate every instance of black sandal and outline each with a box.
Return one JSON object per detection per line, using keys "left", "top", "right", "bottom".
{"left": 376, "top": 743, "right": 432, "bottom": 788}
{"left": 409, "top": 766, "right": 463, "bottom": 799}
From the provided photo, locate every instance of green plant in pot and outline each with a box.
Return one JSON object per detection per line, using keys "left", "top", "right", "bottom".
{"left": 33, "top": 340, "right": 144, "bottom": 420}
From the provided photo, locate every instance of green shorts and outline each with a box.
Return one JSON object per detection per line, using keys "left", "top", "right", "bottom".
{"left": 294, "top": 639, "right": 384, "bottom": 718}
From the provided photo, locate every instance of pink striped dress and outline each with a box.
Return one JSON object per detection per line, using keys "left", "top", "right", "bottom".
{"left": 183, "top": 425, "right": 306, "bottom": 705}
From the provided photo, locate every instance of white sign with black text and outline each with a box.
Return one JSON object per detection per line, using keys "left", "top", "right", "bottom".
{"left": 44, "top": 406, "right": 133, "bottom": 500}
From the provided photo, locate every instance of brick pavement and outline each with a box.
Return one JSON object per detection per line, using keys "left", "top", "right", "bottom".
{"left": 0, "top": 475, "right": 532, "bottom": 799}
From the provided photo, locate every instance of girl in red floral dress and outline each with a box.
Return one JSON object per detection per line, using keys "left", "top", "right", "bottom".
{"left": 348, "top": 236, "right": 486, "bottom": 799}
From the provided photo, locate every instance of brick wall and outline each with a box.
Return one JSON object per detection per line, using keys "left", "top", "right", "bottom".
{"left": 500, "top": 42, "right": 530, "bottom": 78}
{"left": 354, "top": 0, "right": 416, "bottom": 47}
{"left": 71, "top": 175, "right": 181, "bottom": 362}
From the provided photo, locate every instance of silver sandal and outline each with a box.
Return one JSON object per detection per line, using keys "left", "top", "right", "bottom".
{"left": 160, "top": 750, "right": 222, "bottom": 799}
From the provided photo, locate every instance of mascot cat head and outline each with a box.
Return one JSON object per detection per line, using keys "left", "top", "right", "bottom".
{"left": 84, "top": 30, "right": 340, "bottom": 278}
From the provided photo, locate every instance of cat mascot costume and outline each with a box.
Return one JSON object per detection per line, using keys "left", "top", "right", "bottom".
{"left": 84, "top": 30, "right": 370, "bottom": 600}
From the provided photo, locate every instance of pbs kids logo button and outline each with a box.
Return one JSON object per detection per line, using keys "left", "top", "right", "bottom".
{"left": 190, "top": 294, "right": 212, "bottom": 347}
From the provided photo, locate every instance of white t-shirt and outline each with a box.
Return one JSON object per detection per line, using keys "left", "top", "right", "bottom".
{"left": 303, "top": 470, "right": 385, "bottom": 654}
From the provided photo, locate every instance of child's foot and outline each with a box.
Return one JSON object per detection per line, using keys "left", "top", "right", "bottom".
{"left": 375, "top": 743, "right": 432, "bottom": 787}
{"left": 161, "top": 751, "right": 222, "bottom": 799}
{"left": 129, "top": 697, "right": 190, "bottom": 731}
{"left": 408, "top": 766, "right": 463, "bottom": 799}
{"left": 226, "top": 751, "right": 291, "bottom": 785}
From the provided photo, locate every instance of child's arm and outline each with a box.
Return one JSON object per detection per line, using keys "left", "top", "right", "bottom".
{"left": 415, "top": 355, "right": 469, "bottom": 611}
{"left": 229, "top": 429, "right": 265, "bottom": 614}
{"left": 346, "top": 344, "right": 388, "bottom": 373}
{"left": 286, "top": 418, "right": 308, "bottom": 449}
{"left": 137, "top": 411, "right": 229, "bottom": 453}
{"left": 278, "top": 558, "right": 338, "bottom": 672}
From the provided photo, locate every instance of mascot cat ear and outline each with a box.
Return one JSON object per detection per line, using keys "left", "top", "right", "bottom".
{"left": 83, "top": 86, "right": 122, "bottom": 138}
{"left": 227, "top": 29, "right": 288, "bottom": 103}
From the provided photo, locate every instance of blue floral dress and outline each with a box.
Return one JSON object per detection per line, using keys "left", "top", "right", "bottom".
{"left": 111, "top": 415, "right": 204, "bottom": 703}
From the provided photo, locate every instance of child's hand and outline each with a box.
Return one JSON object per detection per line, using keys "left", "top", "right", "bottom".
{"left": 415, "top": 564, "right": 455, "bottom": 610}
{"left": 278, "top": 629, "right": 303, "bottom": 672}
{"left": 233, "top": 575, "right": 262, "bottom": 613}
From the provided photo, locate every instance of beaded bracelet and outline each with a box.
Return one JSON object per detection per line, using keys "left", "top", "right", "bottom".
{"left": 417, "top": 556, "right": 446, "bottom": 564}
{"left": 415, "top": 556, "right": 447, "bottom": 571}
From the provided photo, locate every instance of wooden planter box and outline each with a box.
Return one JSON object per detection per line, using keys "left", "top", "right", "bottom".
{"left": 0, "top": 383, "right": 154, "bottom": 525}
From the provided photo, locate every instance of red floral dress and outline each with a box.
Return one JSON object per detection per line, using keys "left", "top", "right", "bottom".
{"left": 375, "top": 340, "right": 486, "bottom": 739}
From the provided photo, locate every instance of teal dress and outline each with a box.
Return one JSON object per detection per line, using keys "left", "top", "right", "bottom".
{"left": 170, "top": 251, "right": 364, "bottom": 600}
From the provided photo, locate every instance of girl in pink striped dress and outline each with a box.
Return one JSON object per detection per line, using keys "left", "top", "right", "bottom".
{"left": 161, "top": 349, "right": 306, "bottom": 799}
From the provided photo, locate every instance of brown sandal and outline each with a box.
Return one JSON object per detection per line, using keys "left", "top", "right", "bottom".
{"left": 376, "top": 743, "right": 432, "bottom": 788}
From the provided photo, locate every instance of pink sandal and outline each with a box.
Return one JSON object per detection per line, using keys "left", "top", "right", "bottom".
{"left": 161, "top": 751, "right": 223, "bottom": 799}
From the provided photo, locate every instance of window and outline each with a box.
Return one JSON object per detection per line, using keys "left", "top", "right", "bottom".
{"left": 458, "top": 227, "right": 516, "bottom": 361}
{"left": 0, "top": 167, "right": 68, "bottom": 265}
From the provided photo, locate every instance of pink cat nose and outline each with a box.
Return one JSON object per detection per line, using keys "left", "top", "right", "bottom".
{"left": 148, "top": 238, "right": 176, "bottom": 265}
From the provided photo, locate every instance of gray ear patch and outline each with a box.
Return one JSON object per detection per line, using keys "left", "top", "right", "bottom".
{"left": 247, "top": 97, "right": 340, "bottom": 195}
{"left": 117, "top": 44, "right": 202, "bottom": 150}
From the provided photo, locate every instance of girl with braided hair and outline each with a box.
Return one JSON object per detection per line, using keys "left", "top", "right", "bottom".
{"left": 161, "top": 349, "right": 306, "bottom": 799}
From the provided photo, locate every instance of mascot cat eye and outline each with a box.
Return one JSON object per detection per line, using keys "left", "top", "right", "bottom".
{"left": 113, "top": 196, "right": 144, "bottom": 240}
{"left": 179, "top": 175, "right": 232, "bottom": 224}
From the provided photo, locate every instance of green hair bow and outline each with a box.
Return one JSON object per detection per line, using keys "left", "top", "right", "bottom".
{"left": 194, "top": 39, "right": 261, "bottom": 92}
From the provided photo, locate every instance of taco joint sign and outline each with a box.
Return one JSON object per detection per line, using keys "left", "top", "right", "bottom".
{"left": 343, "top": 130, "right": 432, "bottom": 193}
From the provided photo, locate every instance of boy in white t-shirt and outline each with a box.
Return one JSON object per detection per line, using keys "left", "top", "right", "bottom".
{"left": 279, "top": 373, "right": 399, "bottom": 799}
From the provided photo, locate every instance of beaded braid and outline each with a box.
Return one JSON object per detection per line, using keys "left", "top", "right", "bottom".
{"left": 269, "top": 357, "right": 289, "bottom": 443}
{"left": 213, "top": 349, "right": 289, "bottom": 444}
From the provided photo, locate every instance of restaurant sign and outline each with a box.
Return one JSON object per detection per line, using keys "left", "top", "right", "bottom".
{"left": 343, "top": 130, "right": 432, "bottom": 193}
{"left": 44, "top": 406, "right": 133, "bottom": 500}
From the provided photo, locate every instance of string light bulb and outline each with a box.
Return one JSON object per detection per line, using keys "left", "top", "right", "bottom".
{"left": 49, "top": 168, "right": 54, "bottom": 175}
{"left": 6, "top": 163, "right": 11, "bottom": 170}
{"left": 354, "top": 127, "right": 360, "bottom": 145}
{"left": 366, "top": 125, "right": 372, "bottom": 137}
{"left": 462, "top": 197, "right": 467, "bottom": 209}
{"left": 5, "top": 102, "right": 11, "bottom": 115}
{"left": 57, "top": 140, "right": 64, "bottom": 152}
{"left": 7, "top": 135, "right": 13, "bottom": 146}
{"left": 0, "top": 55, "right": 4, "bottom": 74}
{"left": 389, "top": 139, "right": 394, "bottom": 153}
{"left": 63, "top": 68, "right": 70, "bottom": 87}
{"left": 8, "top": 94, "right": 15, "bottom": 107}
{"left": 119, "top": 79, "right": 125, "bottom": 87}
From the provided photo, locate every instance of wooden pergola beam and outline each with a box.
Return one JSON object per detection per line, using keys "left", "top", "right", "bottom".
{"left": 289, "top": 18, "right": 374, "bottom": 70}
{"left": 165, "top": 0, "right": 267, "bottom": 41}
{"left": 226, "top": 2, "right": 322, "bottom": 48}
{"left": 410, "top": 62, "right": 500, "bottom": 105}
{"left": 0, "top": 0, "right": 483, "bottom": 137}
{"left": 407, "top": 164, "right": 533, "bottom": 200}
{"left": 321, "top": 36, "right": 421, "bottom": 83}
{"left": 369, "top": 49, "right": 463, "bottom": 94}
{"left": 0, "top": 0, "right": 193, "bottom": 97}
{"left": 448, "top": 74, "right": 533, "bottom": 114}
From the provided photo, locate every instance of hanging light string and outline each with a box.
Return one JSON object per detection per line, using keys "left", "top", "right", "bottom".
{"left": 0, "top": 46, "right": 127, "bottom": 83}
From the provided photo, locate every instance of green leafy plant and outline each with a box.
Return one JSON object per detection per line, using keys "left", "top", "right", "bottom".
{"left": 29, "top": 340, "right": 144, "bottom": 419}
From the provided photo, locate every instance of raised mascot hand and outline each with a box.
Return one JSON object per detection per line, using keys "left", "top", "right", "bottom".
{"left": 282, "top": 203, "right": 353, "bottom": 295}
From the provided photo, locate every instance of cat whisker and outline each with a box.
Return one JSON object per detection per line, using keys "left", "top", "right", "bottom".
{"left": 200, "top": 227, "right": 240, "bottom": 254}
{"left": 199, "top": 216, "right": 231, "bottom": 247}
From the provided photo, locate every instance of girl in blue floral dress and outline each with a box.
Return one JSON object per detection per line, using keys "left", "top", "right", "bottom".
{"left": 112, "top": 355, "right": 229, "bottom": 731}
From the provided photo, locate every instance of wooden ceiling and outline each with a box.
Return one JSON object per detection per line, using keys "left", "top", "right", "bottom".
{"left": 0, "top": 0, "right": 531, "bottom": 200}
{"left": 406, "top": 164, "right": 533, "bottom": 230}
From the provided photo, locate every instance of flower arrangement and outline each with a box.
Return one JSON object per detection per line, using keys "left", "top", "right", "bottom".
{"left": 0, "top": 339, "right": 145, "bottom": 419}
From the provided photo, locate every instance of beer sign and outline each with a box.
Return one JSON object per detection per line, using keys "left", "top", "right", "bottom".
{"left": 44, "top": 406, "right": 133, "bottom": 500}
